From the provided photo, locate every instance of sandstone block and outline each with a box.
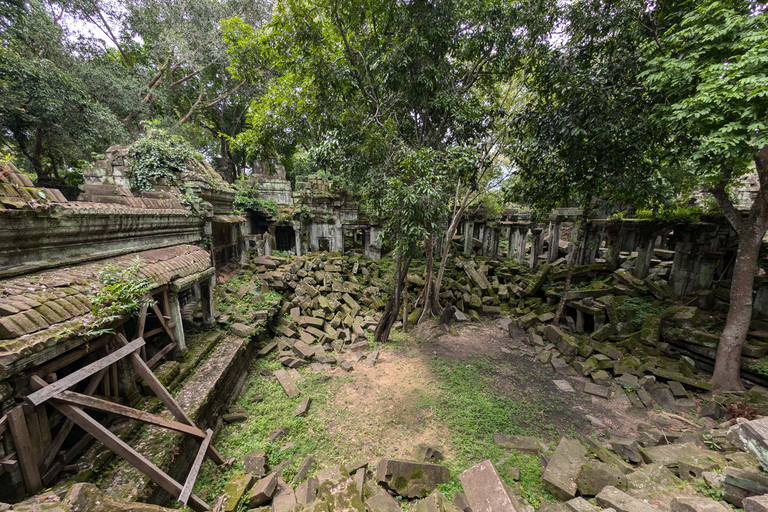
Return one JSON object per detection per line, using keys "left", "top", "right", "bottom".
{"left": 542, "top": 438, "right": 587, "bottom": 501}
{"left": 376, "top": 458, "right": 450, "bottom": 498}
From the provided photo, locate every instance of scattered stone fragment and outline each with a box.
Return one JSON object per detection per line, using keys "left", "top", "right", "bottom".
{"left": 722, "top": 466, "right": 768, "bottom": 507}
{"left": 376, "top": 458, "right": 450, "bottom": 498}
{"left": 577, "top": 462, "right": 627, "bottom": 496}
{"left": 222, "top": 412, "right": 249, "bottom": 423}
{"left": 671, "top": 497, "right": 731, "bottom": 512}
{"left": 366, "top": 350, "right": 379, "bottom": 367}
{"left": 415, "top": 443, "right": 445, "bottom": 463}
{"left": 247, "top": 473, "right": 278, "bottom": 508}
{"left": 222, "top": 473, "right": 255, "bottom": 512}
{"left": 366, "top": 491, "right": 402, "bottom": 512}
{"left": 507, "top": 467, "right": 521, "bottom": 480}
{"left": 294, "top": 397, "right": 311, "bottom": 417}
{"left": 611, "top": 436, "right": 642, "bottom": 464}
{"left": 271, "top": 478, "right": 298, "bottom": 512}
{"left": 459, "top": 460, "right": 518, "bottom": 512}
{"left": 452, "top": 490, "right": 472, "bottom": 512}
{"left": 295, "top": 476, "right": 318, "bottom": 506}
{"left": 542, "top": 438, "right": 588, "bottom": 501}
{"left": 243, "top": 449, "right": 267, "bottom": 476}
{"left": 268, "top": 427, "right": 289, "bottom": 443}
{"left": 584, "top": 383, "right": 611, "bottom": 399}
{"left": 699, "top": 401, "right": 724, "bottom": 420}
{"left": 352, "top": 351, "right": 365, "bottom": 362}
{"left": 596, "top": 486, "right": 656, "bottom": 512}
{"left": 273, "top": 369, "right": 300, "bottom": 397}
{"left": 554, "top": 379, "right": 575, "bottom": 392}
{"left": 494, "top": 434, "right": 541, "bottom": 454}
{"left": 292, "top": 455, "right": 315, "bottom": 485}
{"left": 230, "top": 323, "right": 252, "bottom": 338}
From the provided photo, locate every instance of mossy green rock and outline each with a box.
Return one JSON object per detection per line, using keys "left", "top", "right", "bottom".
{"left": 223, "top": 473, "right": 256, "bottom": 512}
{"left": 376, "top": 458, "right": 450, "bottom": 498}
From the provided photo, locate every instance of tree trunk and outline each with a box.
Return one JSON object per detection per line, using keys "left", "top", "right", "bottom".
{"left": 710, "top": 147, "right": 768, "bottom": 391}
{"left": 374, "top": 251, "right": 412, "bottom": 343}
{"left": 711, "top": 231, "right": 762, "bottom": 391}
{"left": 417, "top": 233, "right": 441, "bottom": 321}
{"left": 554, "top": 203, "right": 591, "bottom": 328}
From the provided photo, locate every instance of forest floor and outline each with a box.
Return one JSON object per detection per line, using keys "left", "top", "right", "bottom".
{"left": 192, "top": 319, "right": 646, "bottom": 507}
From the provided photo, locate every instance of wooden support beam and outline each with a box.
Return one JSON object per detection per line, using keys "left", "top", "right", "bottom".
{"left": 52, "top": 389, "right": 205, "bottom": 439}
{"left": 115, "top": 334, "right": 226, "bottom": 465}
{"left": 151, "top": 303, "right": 176, "bottom": 343}
{"left": 0, "top": 453, "right": 18, "bottom": 477}
{"left": 147, "top": 342, "right": 177, "bottom": 369}
{"left": 51, "top": 401, "right": 210, "bottom": 511}
{"left": 24, "top": 336, "right": 111, "bottom": 381}
{"left": 6, "top": 406, "right": 43, "bottom": 494}
{"left": 178, "top": 429, "right": 213, "bottom": 505}
{"left": 25, "top": 339, "right": 145, "bottom": 407}
{"left": 38, "top": 369, "right": 106, "bottom": 474}
{"left": 31, "top": 377, "right": 210, "bottom": 512}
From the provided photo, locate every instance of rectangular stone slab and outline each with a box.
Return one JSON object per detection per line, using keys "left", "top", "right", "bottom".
{"left": 542, "top": 438, "right": 587, "bottom": 501}
{"left": 459, "top": 460, "right": 518, "bottom": 512}
{"left": 596, "top": 485, "right": 657, "bottom": 512}
{"left": 376, "top": 458, "right": 450, "bottom": 498}
{"left": 273, "top": 369, "right": 300, "bottom": 398}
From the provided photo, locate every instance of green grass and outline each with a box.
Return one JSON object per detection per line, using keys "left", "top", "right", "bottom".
{"left": 193, "top": 356, "right": 342, "bottom": 501}
{"left": 419, "top": 356, "right": 555, "bottom": 507}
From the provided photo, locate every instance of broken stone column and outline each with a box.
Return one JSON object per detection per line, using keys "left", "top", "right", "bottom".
{"left": 634, "top": 233, "right": 657, "bottom": 279}
{"left": 167, "top": 293, "right": 187, "bottom": 353}
{"left": 669, "top": 223, "right": 719, "bottom": 297}
{"left": 548, "top": 215, "right": 562, "bottom": 262}
{"left": 366, "top": 227, "right": 383, "bottom": 260}
{"left": 293, "top": 221, "right": 303, "bottom": 257}
{"left": 516, "top": 227, "right": 527, "bottom": 265}
{"left": 490, "top": 228, "right": 500, "bottom": 260}
{"left": 201, "top": 276, "right": 214, "bottom": 327}
{"left": 530, "top": 226, "right": 543, "bottom": 268}
{"left": 464, "top": 220, "right": 475, "bottom": 255}
{"left": 604, "top": 223, "right": 625, "bottom": 269}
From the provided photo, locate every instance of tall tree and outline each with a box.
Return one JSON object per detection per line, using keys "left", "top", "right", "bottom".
{"left": 506, "top": 0, "right": 677, "bottom": 325}
{"left": 642, "top": 0, "right": 768, "bottom": 391}
{"left": 0, "top": 0, "right": 126, "bottom": 184}
{"left": 225, "top": 0, "right": 554, "bottom": 340}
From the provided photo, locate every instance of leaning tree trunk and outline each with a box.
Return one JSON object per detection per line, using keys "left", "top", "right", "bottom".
{"left": 374, "top": 251, "right": 412, "bottom": 343}
{"left": 711, "top": 231, "right": 763, "bottom": 391}
{"left": 711, "top": 149, "right": 768, "bottom": 390}
{"left": 554, "top": 203, "right": 591, "bottom": 328}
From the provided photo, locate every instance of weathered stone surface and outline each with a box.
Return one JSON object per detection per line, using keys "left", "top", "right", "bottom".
{"left": 376, "top": 458, "right": 450, "bottom": 498}
{"left": 542, "top": 438, "right": 588, "bottom": 501}
{"left": 63, "top": 483, "right": 173, "bottom": 512}
{"left": 596, "top": 486, "right": 656, "bottom": 512}
{"left": 366, "top": 491, "right": 402, "bottom": 512}
{"left": 459, "top": 460, "right": 518, "bottom": 512}
{"left": 415, "top": 443, "right": 445, "bottom": 463}
{"left": 611, "top": 436, "right": 642, "bottom": 464}
{"left": 296, "top": 476, "right": 318, "bottom": 506}
{"left": 316, "top": 476, "right": 364, "bottom": 511}
{"left": 273, "top": 369, "right": 300, "bottom": 397}
{"left": 247, "top": 473, "right": 278, "bottom": 508}
{"left": 243, "top": 449, "right": 267, "bottom": 476}
{"left": 494, "top": 434, "right": 542, "bottom": 454}
{"left": 230, "top": 323, "right": 252, "bottom": 338}
{"left": 722, "top": 467, "right": 768, "bottom": 507}
{"left": 640, "top": 443, "right": 725, "bottom": 475}
{"left": 566, "top": 497, "right": 602, "bottom": 512}
{"left": 413, "top": 490, "right": 462, "bottom": 512}
{"left": 671, "top": 497, "right": 731, "bottom": 512}
{"left": 730, "top": 417, "right": 768, "bottom": 471}
{"left": 292, "top": 455, "right": 315, "bottom": 484}
{"left": 271, "top": 478, "right": 298, "bottom": 512}
{"left": 223, "top": 473, "right": 255, "bottom": 512}
{"left": 294, "top": 397, "right": 311, "bottom": 417}
{"left": 744, "top": 495, "right": 768, "bottom": 512}
{"left": 577, "top": 462, "right": 626, "bottom": 496}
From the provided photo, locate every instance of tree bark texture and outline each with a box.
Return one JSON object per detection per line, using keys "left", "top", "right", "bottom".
{"left": 374, "top": 252, "right": 412, "bottom": 343}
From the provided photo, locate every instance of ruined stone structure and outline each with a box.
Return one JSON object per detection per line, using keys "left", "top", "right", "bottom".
{"left": 239, "top": 166, "right": 382, "bottom": 260}
{"left": 0, "top": 150, "right": 242, "bottom": 502}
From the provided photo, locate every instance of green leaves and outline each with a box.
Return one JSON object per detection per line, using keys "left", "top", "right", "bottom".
{"left": 126, "top": 126, "right": 201, "bottom": 191}
{"left": 641, "top": 0, "right": 768, "bottom": 181}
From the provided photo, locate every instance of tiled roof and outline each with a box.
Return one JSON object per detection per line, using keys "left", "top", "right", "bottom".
{"left": 0, "top": 245, "right": 211, "bottom": 373}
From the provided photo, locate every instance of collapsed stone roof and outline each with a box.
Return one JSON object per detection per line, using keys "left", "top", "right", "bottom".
{"left": 0, "top": 244, "right": 211, "bottom": 377}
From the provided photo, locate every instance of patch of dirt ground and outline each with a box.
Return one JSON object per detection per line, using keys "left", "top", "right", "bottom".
{"left": 315, "top": 319, "right": 652, "bottom": 465}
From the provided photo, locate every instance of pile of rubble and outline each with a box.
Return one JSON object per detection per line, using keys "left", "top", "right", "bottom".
{"left": 208, "top": 411, "right": 768, "bottom": 512}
